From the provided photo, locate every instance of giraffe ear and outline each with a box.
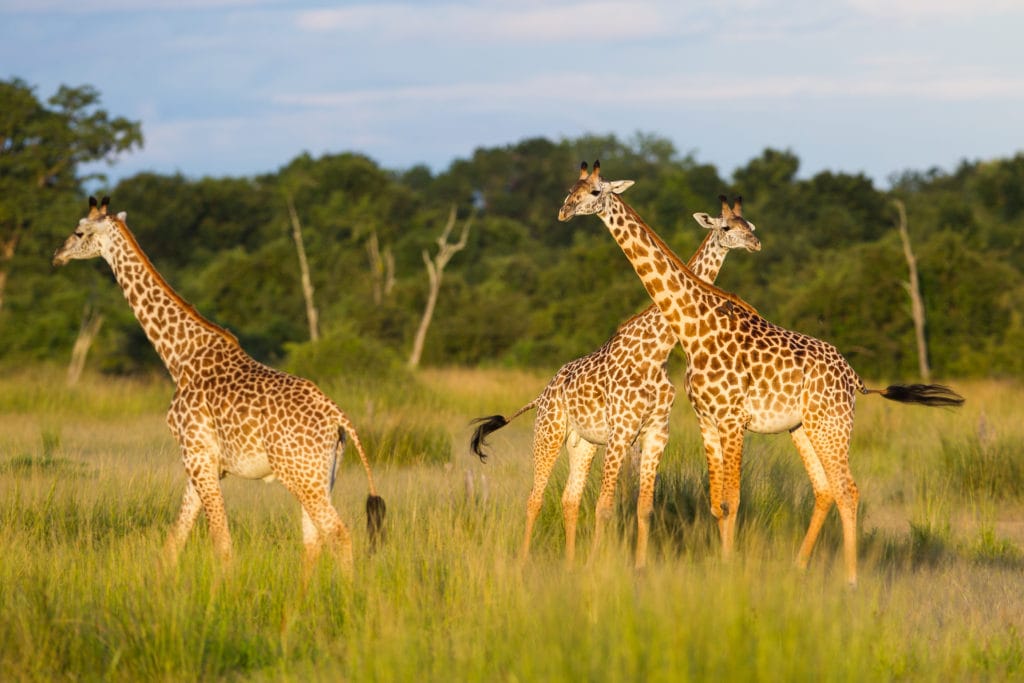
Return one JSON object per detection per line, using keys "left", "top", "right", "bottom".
{"left": 692, "top": 212, "right": 719, "bottom": 230}
{"left": 117, "top": 211, "right": 128, "bottom": 221}
{"left": 608, "top": 180, "right": 634, "bottom": 194}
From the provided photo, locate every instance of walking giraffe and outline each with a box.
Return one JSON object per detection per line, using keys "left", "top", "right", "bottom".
{"left": 53, "top": 197, "right": 385, "bottom": 574}
{"left": 472, "top": 197, "right": 760, "bottom": 569}
{"left": 558, "top": 162, "right": 963, "bottom": 585}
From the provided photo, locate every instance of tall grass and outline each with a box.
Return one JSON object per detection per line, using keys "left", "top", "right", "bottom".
{"left": 1, "top": 369, "right": 1022, "bottom": 680}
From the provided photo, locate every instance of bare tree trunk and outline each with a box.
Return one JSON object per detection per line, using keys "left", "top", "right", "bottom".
{"left": 893, "top": 199, "right": 931, "bottom": 383}
{"left": 407, "top": 205, "right": 473, "bottom": 369}
{"left": 285, "top": 194, "right": 320, "bottom": 342}
{"left": 0, "top": 268, "right": 9, "bottom": 316}
{"left": 409, "top": 250, "right": 442, "bottom": 370}
{"left": 366, "top": 231, "right": 395, "bottom": 305}
{"left": 66, "top": 304, "right": 104, "bottom": 386}
{"left": 0, "top": 231, "right": 21, "bottom": 315}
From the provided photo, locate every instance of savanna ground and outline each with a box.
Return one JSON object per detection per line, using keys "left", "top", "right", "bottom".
{"left": 1, "top": 365, "right": 1022, "bottom": 681}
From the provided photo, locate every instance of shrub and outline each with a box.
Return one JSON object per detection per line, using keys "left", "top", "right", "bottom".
{"left": 282, "top": 324, "right": 412, "bottom": 388}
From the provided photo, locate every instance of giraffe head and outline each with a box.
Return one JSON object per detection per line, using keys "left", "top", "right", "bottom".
{"left": 692, "top": 195, "right": 761, "bottom": 253}
{"left": 52, "top": 196, "right": 126, "bottom": 266}
{"left": 558, "top": 161, "right": 635, "bottom": 222}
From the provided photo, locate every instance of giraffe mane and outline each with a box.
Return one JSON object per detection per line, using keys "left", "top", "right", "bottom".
{"left": 108, "top": 213, "right": 240, "bottom": 346}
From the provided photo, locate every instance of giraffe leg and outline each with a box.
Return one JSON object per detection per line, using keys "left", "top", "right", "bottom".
{"left": 589, "top": 426, "right": 633, "bottom": 564}
{"left": 804, "top": 420, "right": 859, "bottom": 586}
{"left": 166, "top": 407, "right": 232, "bottom": 565}
{"left": 164, "top": 479, "right": 202, "bottom": 565}
{"left": 188, "top": 464, "right": 233, "bottom": 565}
{"left": 267, "top": 440, "right": 353, "bottom": 576}
{"left": 697, "top": 416, "right": 726, "bottom": 527}
{"left": 789, "top": 426, "right": 834, "bottom": 571}
{"left": 295, "top": 491, "right": 354, "bottom": 577}
{"left": 300, "top": 506, "right": 323, "bottom": 568}
{"left": 717, "top": 421, "right": 747, "bottom": 560}
{"left": 634, "top": 412, "right": 670, "bottom": 570}
{"left": 562, "top": 434, "right": 598, "bottom": 565}
{"left": 521, "top": 409, "right": 566, "bottom": 564}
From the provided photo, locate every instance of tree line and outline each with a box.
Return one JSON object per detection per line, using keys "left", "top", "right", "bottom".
{"left": 2, "top": 78, "right": 1022, "bottom": 382}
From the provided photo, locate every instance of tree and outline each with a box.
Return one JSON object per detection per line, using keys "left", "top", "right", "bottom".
{"left": 0, "top": 79, "right": 142, "bottom": 313}
{"left": 732, "top": 148, "right": 800, "bottom": 203}
{"left": 66, "top": 304, "right": 104, "bottom": 385}
{"left": 365, "top": 230, "right": 395, "bottom": 305}
{"left": 408, "top": 206, "right": 473, "bottom": 369}
{"left": 893, "top": 199, "right": 930, "bottom": 382}
{"left": 4, "top": 121, "right": 1022, "bottom": 378}
{"left": 286, "top": 192, "right": 320, "bottom": 342}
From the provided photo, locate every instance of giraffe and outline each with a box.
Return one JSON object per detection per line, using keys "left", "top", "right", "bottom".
{"left": 558, "top": 162, "right": 964, "bottom": 585}
{"left": 52, "top": 196, "right": 386, "bottom": 574}
{"left": 471, "top": 197, "right": 761, "bottom": 569}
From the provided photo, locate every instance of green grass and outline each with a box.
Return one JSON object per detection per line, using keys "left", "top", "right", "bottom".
{"left": 1, "top": 369, "right": 1022, "bottom": 681}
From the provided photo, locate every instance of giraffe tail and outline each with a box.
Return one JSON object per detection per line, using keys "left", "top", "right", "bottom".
{"left": 337, "top": 416, "right": 387, "bottom": 551}
{"left": 862, "top": 383, "right": 965, "bottom": 407}
{"left": 469, "top": 400, "right": 537, "bottom": 462}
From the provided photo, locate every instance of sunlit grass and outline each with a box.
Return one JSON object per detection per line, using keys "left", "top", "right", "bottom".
{"left": 0, "top": 369, "right": 1021, "bottom": 680}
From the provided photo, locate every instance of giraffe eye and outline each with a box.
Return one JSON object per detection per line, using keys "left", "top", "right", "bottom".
{"left": 589, "top": 190, "right": 601, "bottom": 197}
{"left": 74, "top": 230, "right": 84, "bottom": 237}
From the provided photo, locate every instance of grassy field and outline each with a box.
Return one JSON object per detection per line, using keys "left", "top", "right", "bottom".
{"left": 1, "top": 365, "right": 1022, "bottom": 681}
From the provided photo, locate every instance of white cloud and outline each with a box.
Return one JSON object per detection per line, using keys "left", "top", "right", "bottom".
{"left": 295, "top": 2, "right": 678, "bottom": 43}
{"left": 0, "top": 0, "right": 271, "bottom": 12}
{"left": 846, "top": 0, "right": 1022, "bottom": 19}
{"left": 273, "top": 77, "right": 566, "bottom": 109}
{"left": 272, "top": 69, "right": 1024, "bottom": 115}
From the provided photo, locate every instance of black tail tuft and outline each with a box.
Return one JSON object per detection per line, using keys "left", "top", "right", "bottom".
{"left": 366, "top": 494, "right": 386, "bottom": 553}
{"left": 881, "top": 383, "right": 965, "bottom": 407}
{"left": 469, "top": 415, "right": 509, "bottom": 463}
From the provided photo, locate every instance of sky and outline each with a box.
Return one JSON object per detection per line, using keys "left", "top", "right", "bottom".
{"left": 3, "top": 0, "right": 1023, "bottom": 189}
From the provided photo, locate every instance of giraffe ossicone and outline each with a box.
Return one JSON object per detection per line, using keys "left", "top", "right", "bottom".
{"left": 53, "top": 196, "right": 386, "bottom": 575}
{"left": 559, "top": 161, "right": 964, "bottom": 586}
{"left": 471, "top": 189, "right": 760, "bottom": 569}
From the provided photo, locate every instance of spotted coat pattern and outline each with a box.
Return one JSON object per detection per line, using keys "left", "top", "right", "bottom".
{"left": 558, "top": 162, "right": 919, "bottom": 585}
{"left": 472, "top": 201, "right": 759, "bottom": 569}
{"left": 53, "top": 197, "right": 384, "bottom": 573}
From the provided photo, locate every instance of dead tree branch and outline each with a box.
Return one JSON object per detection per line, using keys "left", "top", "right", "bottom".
{"left": 366, "top": 230, "right": 396, "bottom": 306}
{"left": 894, "top": 199, "right": 931, "bottom": 383}
{"left": 66, "top": 304, "right": 104, "bottom": 386}
{"left": 286, "top": 193, "right": 320, "bottom": 342}
{"left": 408, "top": 205, "right": 473, "bottom": 369}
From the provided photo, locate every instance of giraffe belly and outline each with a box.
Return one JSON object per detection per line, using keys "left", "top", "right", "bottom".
{"left": 746, "top": 412, "right": 801, "bottom": 435}
{"left": 744, "top": 398, "right": 802, "bottom": 434}
{"left": 221, "top": 450, "right": 274, "bottom": 481}
{"left": 569, "top": 420, "right": 609, "bottom": 446}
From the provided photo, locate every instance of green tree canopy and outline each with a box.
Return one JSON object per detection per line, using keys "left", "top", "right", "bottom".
{"left": 0, "top": 78, "right": 141, "bottom": 317}
{"left": 2, "top": 76, "right": 1021, "bottom": 381}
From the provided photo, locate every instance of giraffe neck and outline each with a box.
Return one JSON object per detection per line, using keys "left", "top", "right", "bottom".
{"left": 597, "top": 197, "right": 754, "bottom": 354}
{"left": 687, "top": 230, "right": 729, "bottom": 282}
{"left": 622, "top": 227, "right": 734, "bottom": 364}
{"left": 104, "top": 220, "right": 239, "bottom": 383}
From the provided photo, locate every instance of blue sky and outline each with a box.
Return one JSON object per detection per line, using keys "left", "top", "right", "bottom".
{"left": 3, "top": 0, "right": 1023, "bottom": 188}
